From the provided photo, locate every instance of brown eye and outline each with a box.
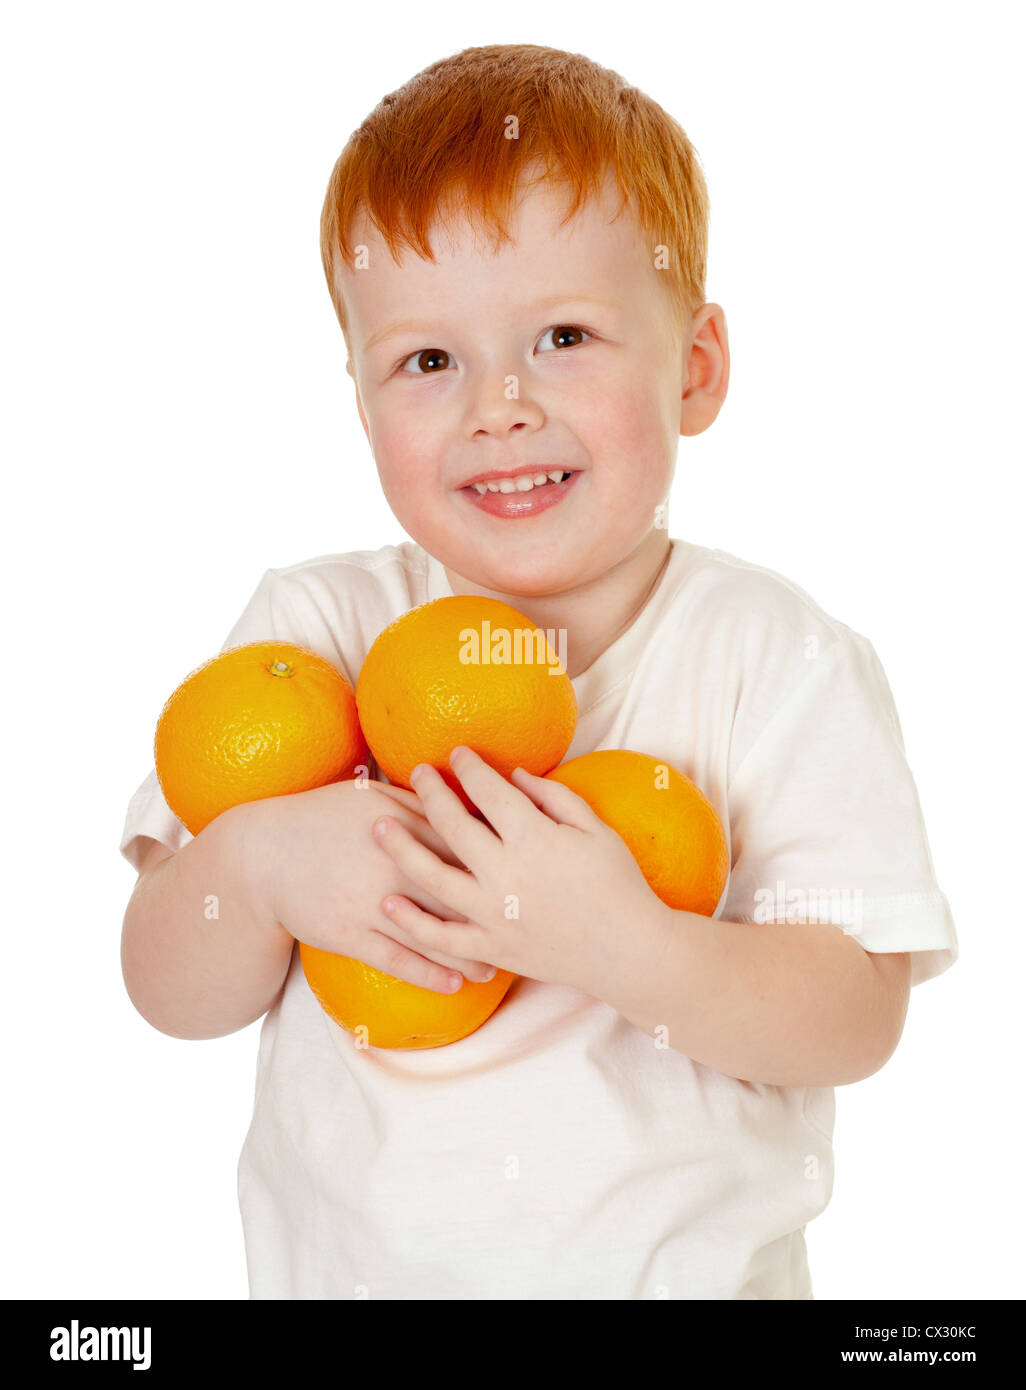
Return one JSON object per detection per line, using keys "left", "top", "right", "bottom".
{"left": 554, "top": 326, "right": 583, "bottom": 347}
{"left": 401, "top": 348, "right": 450, "bottom": 374}
{"left": 539, "top": 325, "right": 592, "bottom": 352}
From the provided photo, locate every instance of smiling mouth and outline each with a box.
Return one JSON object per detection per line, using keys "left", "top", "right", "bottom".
{"left": 463, "top": 469, "right": 575, "bottom": 495}
{"left": 458, "top": 468, "right": 580, "bottom": 519}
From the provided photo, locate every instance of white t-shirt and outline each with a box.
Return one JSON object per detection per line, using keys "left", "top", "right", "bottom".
{"left": 119, "top": 538, "right": 957, "bottom": 1300}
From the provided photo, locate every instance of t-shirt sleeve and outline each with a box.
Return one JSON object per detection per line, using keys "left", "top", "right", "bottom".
{"left": 718, "top": 627, "right": 957, "bottom": 987}
{"left": 118, "top": 569, "right": 313, "bottom": 874}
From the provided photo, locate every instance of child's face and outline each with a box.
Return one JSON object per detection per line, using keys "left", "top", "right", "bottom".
{"left": 339, "top": 170, "right": 725, "bottom": 597}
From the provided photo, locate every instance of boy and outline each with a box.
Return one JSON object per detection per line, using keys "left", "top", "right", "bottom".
{"left": 120, "top": 44, "right": 957, "bottom": 1299}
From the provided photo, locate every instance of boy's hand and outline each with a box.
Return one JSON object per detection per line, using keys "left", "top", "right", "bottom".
{"left": 371, "top": 746, "right": 669, "bottom": 1001}
{"left": 238, "top": 777, "right": 498, "bottom": 994}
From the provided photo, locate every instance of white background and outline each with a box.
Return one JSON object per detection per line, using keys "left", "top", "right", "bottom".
{"left": 3, "top": 0, "right": 1023, "bottom": 1302}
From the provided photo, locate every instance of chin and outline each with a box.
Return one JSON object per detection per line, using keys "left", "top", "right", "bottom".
{"left": 460, "top": 549, "right": 601, "bottom": 600}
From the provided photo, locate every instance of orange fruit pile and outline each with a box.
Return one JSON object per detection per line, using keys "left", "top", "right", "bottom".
{"left": 154, "top": 641, "right": 366, "bottom": 835}
{"left": 151, "top": 598, "right": 730, "bottom": 1053}
{"left": 546, "top": 749, "right": 729, "bottom": 916}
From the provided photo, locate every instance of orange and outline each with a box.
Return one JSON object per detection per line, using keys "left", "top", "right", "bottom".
{"left": 356, "top": 595, "right": 577, "bottom": 812}
{"left": 546, "top": 749, "right": 729, "bottom": 916}
{"left": 299, "top": 946, "right": 517, "bottom": 1050}
{"left": 154, "top": 641, "right": 367, "bottom": 835}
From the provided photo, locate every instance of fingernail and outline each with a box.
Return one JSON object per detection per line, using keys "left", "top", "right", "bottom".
{"left": 448, "top": 972, "right": 463, "bottom": 992}
{"left": 372, "top": 818, "right": 388, "bottom": 837}
{"left": 409, "top": 764, "right": 425, "bottom": 784}
{"left": 482, "top": 967, "right": 496, "bottom": 982}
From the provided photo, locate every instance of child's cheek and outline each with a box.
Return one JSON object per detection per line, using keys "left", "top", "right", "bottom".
{"left": 581, "top": 378, "right": 676, "bottom": 491}
{"left": 373, "top": 419, "right": 438, "bottom": 493}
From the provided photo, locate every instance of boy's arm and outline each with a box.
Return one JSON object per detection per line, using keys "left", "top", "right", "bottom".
{"left": 605, "top": 907, "right": 912, "bottom": 1087}
{"left": 121, "top": 802, "right": 295, "bottom": 1041}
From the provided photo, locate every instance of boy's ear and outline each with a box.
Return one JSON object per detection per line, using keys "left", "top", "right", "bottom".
{"left": 680, "top": 303, "right": 730, "bottom": 438}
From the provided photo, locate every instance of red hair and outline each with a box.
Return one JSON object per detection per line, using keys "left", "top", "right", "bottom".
{"left": 319, "top": 44, "right": 710, "bottom": 347}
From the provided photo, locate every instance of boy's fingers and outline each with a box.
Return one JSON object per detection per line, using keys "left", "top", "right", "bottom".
{"left": 401, "top": 881, "right": 470, "bottom": 925}
{"left": 409, "top": 761, "right": 501, "bottom": 866}
{"left": 369, "top": 781, "right": 424, "bottom": 812}
{"left": 380, "top": 896, "right": 492, "bottom": 972}
{"left": 408, "top": 818, "right": 469, "bottom": 868}
{"left": 377, "top": 912, "right": 496, "bottom": 982}
{"left": 442, "top": 747, "right": 536, "bottom": 842}
{"left": 395, "top": 883, "right": 495, "bottom": 978}
{"left": 372, "top": 797, "right": 468, "bottom": 868}
{"left": 509, "top": 766, "right": 606, "bottom": 831}
{"left": 372, "top": 816, "right": 476, "bottom": 916}
{"left": 365, "top": 932, "right": 479, "bottom": 995}
{"left": 370, "top": 781, "right": 469, "bottom": 867}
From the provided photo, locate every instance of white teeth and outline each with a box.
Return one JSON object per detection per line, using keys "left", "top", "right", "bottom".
{"left": 469, "top": 470, "right": 572, "bottom": 496}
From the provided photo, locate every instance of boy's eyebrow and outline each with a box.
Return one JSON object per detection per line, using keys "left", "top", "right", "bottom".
{"left": 362, "top": 293, "right": 622, "bottom": 353}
